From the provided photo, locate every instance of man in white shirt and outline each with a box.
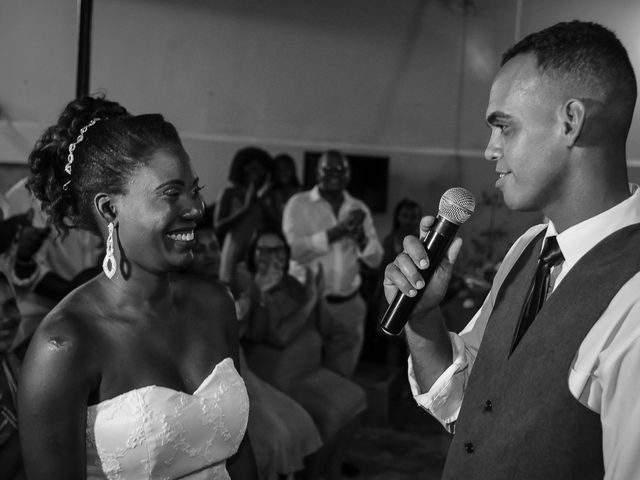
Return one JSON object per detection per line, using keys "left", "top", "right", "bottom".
{"left": 384, "top": 21, "right": 640, "bottom": 480}
{"left": 283, "top": 150, "right": 383, "bottom": 377}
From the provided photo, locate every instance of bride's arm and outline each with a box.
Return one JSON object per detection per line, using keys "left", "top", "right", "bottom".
{"left": 18, "top": 311, "right": 97, "bottom": 480}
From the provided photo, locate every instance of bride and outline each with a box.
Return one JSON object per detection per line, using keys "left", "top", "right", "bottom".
{"left": 18, "top": 95, "right": 257, "bottom": 480}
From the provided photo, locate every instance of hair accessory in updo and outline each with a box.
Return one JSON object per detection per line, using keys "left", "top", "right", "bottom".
{"left": 62, "top": 118, "right": 101, "bottom": 191}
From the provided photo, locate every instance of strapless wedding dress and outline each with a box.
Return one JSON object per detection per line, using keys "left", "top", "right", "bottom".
{"left": 85, "top": 357, "right": 249, "bottom": 480}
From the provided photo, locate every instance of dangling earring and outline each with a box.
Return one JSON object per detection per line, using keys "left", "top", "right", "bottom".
{"left": 102, "top": 222, "right": 117, "bottom": 279}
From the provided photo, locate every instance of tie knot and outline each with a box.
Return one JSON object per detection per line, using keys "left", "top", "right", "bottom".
{"left": 540, "top": 236, "right": 564, "bottom": 267}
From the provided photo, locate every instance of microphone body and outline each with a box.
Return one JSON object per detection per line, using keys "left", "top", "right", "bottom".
{"left": 379, "top": 187, "right": 475, "bottom": 336}
{"left": 380, "top": 216, "right": 460, "bottom": 336}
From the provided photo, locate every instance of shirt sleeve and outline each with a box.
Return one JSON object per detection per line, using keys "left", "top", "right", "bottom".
{"left": 407, "top": 297, "right": 491, "bottom": 432}
{"left": 596, "top": 298, "right": 640, "bottom": 480}
{"left": 282, "top": 196, "right": 330, "bottom": 264}
{"left": 408, "top": 332, "right": 469, "bottom": 432}
{"left": 357, "top": 204, "right": 383, "bottom": 268}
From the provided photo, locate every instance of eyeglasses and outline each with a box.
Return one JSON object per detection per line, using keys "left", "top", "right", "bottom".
{"left": 255, "top": 245, "right": 287, "bottom": 255}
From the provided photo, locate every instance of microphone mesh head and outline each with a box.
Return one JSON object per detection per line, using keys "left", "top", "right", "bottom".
{"left": 438, "top": 187, "right": 476, "bottom": 225}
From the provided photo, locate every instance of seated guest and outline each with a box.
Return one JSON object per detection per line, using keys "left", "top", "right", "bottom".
{"left": 190, "top": 215, "right": 322, "bottom": 480}
{"left": 190, "top": 207, "right": 222, "bottom": 278}
{"left": 243, "top": 228, "right": 367, "bottom": 480}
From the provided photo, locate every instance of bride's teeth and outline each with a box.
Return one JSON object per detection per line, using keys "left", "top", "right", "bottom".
{"left": 167, "top": 231, "right": 194, "bottom": 241}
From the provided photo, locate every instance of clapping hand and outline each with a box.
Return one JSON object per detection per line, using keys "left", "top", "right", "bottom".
{"left": 345, "top": 209, "right": 367, "bottom": 248}
{"left": 346, "top": 208, "right": 365, "bottom": 229}
{"left": 302, "top": 263, "right": 324, "bottom": 302}
{"left": 330, "top": 208, "right": 364, "bottom": 239}
{"left": 255, "top": 258, "right": 285, "bottom": 293}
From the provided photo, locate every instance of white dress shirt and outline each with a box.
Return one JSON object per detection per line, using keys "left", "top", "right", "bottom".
{"left": 409, "top": 184, "right": 640, "bottom": 480}
{"left": 282, "top": 185, "right": 383, "bottom": 297}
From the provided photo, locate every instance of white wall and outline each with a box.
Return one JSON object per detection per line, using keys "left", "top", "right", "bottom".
{"left": 88, "top": 0, "right": 520, "bottom": 249}
{"left": 0, "top": 0, "right": 76, "bottom": 161}
{"left": 1, "top": 0, "right": 639, "bottom": 260}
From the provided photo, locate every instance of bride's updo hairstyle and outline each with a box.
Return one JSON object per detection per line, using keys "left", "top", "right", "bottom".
{"left": 27, "top": 95, "right": 187, "bottom": 236}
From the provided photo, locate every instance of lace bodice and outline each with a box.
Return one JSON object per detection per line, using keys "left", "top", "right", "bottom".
{"left": 86, "top": 357, "right": 249, "bottom": 480}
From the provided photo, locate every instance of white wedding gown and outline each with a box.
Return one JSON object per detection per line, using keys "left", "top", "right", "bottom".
{"left": 85, "top": 357, "right": 249, "bottom": 480}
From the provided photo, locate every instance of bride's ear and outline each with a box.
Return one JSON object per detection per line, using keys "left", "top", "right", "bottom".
{"left": 94, "top": 193, "right": 117, "bottom": 224}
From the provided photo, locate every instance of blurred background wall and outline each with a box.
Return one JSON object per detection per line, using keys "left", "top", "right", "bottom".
{"left": 1, "top": 0, "right": 639, "bottom": 265}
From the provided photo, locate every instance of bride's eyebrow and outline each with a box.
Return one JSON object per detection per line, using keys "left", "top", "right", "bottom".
{"left": 154, "top": 180, "right": 185, "bottom": 191}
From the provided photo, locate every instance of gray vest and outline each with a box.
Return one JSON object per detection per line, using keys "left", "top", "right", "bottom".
{"left": 442, "top": 223, "right": 640, "bottom": 480}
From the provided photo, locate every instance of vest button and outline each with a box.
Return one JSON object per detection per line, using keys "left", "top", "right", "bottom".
{"left": 464, "top": 442, "right": 475, "bottom": 454}
{"left": 484, "top": 400, "right": 493, "bottom": 411}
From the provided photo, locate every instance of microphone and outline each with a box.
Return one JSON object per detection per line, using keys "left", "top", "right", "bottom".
{"left": 380, "top": 187, "right": 476, "bottom": 336}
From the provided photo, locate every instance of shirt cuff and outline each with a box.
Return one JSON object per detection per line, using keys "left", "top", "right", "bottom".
{"left": 408, "top": 332, "right": 469, "bottom": 431}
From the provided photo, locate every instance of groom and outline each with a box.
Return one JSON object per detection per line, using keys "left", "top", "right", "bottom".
{"left": 384, "top": 20, "right": 640, "bottom": 479}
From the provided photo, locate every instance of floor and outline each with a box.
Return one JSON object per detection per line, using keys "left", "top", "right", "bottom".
{"left": 345, "top": 362, "right": 452, "bottom": 480}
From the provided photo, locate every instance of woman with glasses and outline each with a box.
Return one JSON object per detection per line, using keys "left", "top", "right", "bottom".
{"left": 243, "top": 228, "right": 367, "bottom": 480}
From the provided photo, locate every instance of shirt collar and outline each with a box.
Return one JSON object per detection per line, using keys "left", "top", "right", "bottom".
{"left": 546, "top": 184, "right": 640, "bottom": 270}
{"left": 310, "top": 185, "right": 322, "bottom": 202}
{"left": 310, "top": 185, "right": 355, "bottom": 206}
